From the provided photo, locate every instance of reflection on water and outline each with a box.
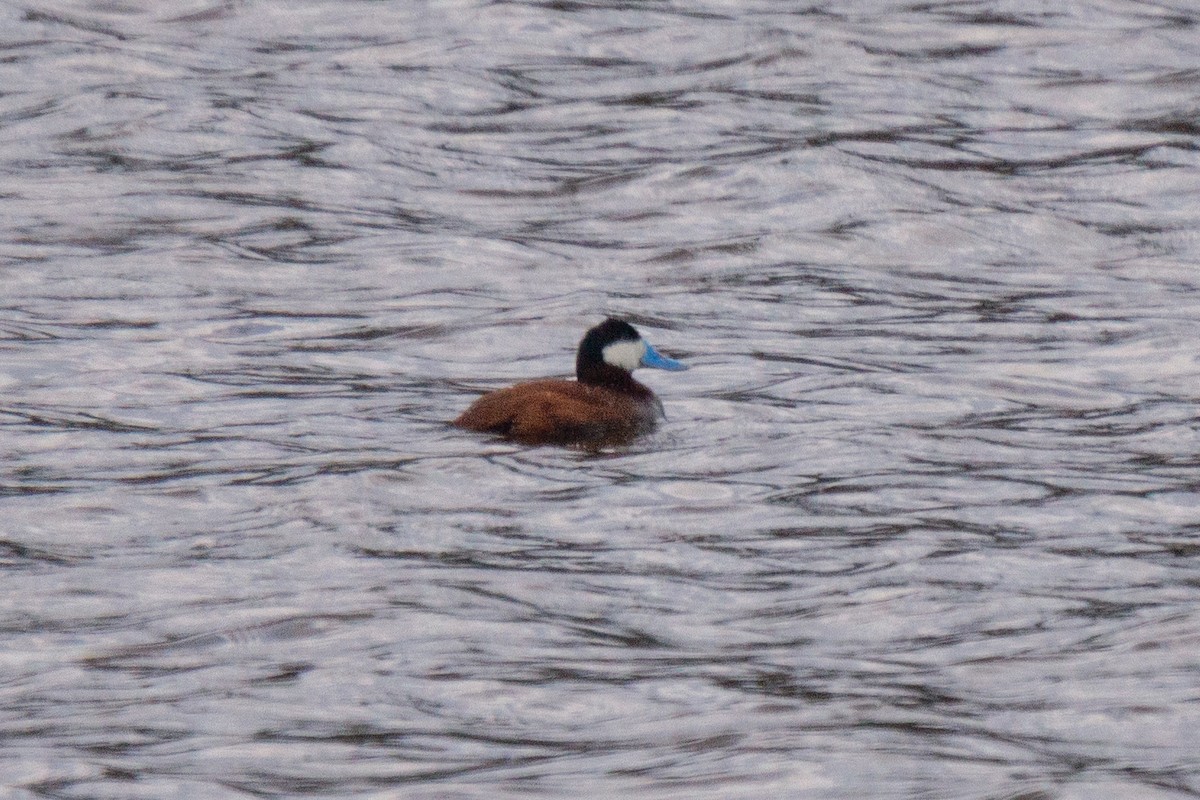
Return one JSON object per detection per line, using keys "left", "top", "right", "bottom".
{"left": 4, "top": 0, "right": 1200, "bottom": 797}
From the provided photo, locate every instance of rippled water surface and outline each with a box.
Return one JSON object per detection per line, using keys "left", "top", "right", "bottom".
{"left": 4, "top": 1, "right": 1200, "bottom": 797}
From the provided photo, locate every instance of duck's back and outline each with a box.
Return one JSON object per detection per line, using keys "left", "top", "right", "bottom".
{"left": 453, "top": 379, "right": 661, "bottom": 444}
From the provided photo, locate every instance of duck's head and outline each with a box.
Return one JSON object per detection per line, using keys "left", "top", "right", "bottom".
{"left": 576, "top": 318, "right": 687, "bottom": 384}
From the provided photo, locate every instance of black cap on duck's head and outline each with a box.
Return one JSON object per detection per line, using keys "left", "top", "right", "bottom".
{"left": 576, "top": 317, "right": 686, "bottom": 384}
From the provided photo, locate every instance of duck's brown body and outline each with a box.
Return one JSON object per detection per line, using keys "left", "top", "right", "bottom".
{"left": 453, "top": 376, "right": 663, "bottom": 445}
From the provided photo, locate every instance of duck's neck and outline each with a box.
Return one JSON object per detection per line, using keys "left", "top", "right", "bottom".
{"left": 577, "top": 362, "right": 653, "bottom": 397}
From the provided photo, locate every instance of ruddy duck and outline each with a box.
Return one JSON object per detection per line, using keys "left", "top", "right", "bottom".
{"left": 453, "top": 318, "right": 687, "bottom": 445}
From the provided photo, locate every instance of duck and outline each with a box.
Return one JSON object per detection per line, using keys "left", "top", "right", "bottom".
{"left": 453, "top": 317, "right": 687, "bottom": 445}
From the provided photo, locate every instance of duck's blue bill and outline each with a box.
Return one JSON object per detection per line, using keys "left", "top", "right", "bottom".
{"left": 641, "top": 342, "right": 687, "bottom": 371}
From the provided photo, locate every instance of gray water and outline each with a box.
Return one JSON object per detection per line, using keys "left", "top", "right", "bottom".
{"left": 4, "top": 1, "right": 1200, "bottom": 797}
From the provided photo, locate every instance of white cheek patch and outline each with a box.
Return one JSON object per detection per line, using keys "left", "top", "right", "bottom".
{"left": 602, "top": 339, "right": 646, "bottom": 371}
